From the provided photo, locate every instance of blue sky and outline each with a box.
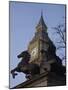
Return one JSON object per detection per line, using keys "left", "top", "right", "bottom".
{"left": 9, "top": 1, "right": 65, "bottom": 88}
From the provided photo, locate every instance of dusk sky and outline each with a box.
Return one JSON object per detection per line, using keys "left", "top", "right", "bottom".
{"left": 9, "top": 1, "right": 65, "bottom": 88}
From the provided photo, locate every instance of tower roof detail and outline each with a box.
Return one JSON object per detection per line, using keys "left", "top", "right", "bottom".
{"left": 36, "top": 12, "right": 47, "bottom": 29}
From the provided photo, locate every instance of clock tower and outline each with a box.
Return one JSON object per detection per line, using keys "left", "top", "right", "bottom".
{"left": 28, "top": 12, "right": 56, "bottom": 71}
{"left": 12, "top": 12, "right": 66, "bottom": 89}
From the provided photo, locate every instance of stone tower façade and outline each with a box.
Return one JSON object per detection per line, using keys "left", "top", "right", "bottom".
{"left": 28, "top": 12, "right": 56, "bottom": 73}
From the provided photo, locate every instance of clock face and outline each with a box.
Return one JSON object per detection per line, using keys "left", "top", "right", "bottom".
{"left": 31, "top": 47, "right": 38, "bottom": 59}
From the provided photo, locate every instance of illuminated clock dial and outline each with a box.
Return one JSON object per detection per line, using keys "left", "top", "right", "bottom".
{"left": 31, "top": 47, "right": 38, "bottom": 58}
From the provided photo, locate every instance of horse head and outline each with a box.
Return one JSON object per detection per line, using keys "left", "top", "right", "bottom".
{"left": 17, "top": 50, "right": 30, "bottom": 62}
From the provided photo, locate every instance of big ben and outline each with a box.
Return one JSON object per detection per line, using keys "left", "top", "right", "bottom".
{"left": 28, "top": 12, "right": 56, "bottom": 71}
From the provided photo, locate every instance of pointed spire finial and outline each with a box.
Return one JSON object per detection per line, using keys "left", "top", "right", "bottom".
{"left": 36, "top": 10, "right": 47, "bottom": 30}
{"left": 41, "top": 10, "right": 43, "bottom": 17}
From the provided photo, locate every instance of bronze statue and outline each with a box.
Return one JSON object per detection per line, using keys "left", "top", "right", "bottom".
{"left": 11, "top": 50, "right": 65, "bottom": 79}
{"left": 11, "top": 50, "right": 40, "bottom": 79}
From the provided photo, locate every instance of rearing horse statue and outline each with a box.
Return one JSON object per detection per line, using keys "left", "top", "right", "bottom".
{"left": 11, "top": 50, "right": 40, "bottom": 79}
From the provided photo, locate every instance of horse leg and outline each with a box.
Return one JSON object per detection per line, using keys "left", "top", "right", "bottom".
{"left": 11, "top": 67, "right": 18, "bottom": 79}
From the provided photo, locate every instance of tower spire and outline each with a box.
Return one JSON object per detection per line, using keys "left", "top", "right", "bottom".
{"left": 36, "top": 11, "right": 47, "bottom": 30}
{"left": 41, "top": 10, "right": 43, "bottom": 17}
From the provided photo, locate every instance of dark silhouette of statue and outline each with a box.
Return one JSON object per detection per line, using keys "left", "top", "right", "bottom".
{"left": 11, "top": 49, "right": 66, "bottom": 80}
{"left": 11, "top": 51, "right": 40, "bottom": 79}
